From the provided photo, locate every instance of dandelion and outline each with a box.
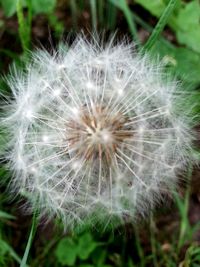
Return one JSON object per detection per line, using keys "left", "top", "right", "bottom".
{"left": 1, "top": 36, "right": 195, "bottom": 229}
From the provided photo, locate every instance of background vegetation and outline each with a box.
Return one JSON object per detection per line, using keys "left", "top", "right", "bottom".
{"left": 0, "top": 0, "right": 200, "bottom": 266}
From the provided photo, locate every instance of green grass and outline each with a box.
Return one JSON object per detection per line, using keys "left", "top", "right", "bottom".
{"left": 0, "top": 0, "right": 200, "bottom": 266}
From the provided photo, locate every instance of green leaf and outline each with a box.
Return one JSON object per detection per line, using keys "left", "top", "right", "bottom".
{"left": 150, "top": 41, "right": 200, "bottom": 85}
{"left": 175, "top": 0, "right": 200, "bottom": 53}
{"left": 177, "top": 29, "right": 200, "bottom": 54}
{"left": 173, "top": 47, "right": 200, "bottom": 84}
{"left": 0, "top": 0, "right": 17, "bottom": 17}
{"left": 31, "top": 0, "right": 56, "bottom": 14}
{"left": 77, "top": 233, "right": 97, "bottom": 260}
{"left": 176, "top": 0, "right": 200, "bottom": 31}
{"left": 0, "top": 0, "right": 56, "bottom": 17}
{"left": 55, "top": 237, "right": 77, "bottom": 266}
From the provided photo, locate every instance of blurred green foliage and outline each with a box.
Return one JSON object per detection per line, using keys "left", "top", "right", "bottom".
{"left": 0, "top": 0, "right": 56, "bottom": 16}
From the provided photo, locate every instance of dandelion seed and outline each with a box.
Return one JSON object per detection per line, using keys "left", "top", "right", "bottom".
{"left": 1, "top": 36, "right": 196, "bottom": 230}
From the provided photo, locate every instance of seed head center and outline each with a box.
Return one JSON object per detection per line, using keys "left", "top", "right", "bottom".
{"left": 66, "top": 105, "right": 132, "bottom": 163}
{"left": 86, "top": 120, "right": 112, "bottom": 145}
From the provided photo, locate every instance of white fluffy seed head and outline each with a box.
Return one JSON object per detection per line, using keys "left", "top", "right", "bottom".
{"left": 1, "top": 36, "right": 196, "bottom": 230}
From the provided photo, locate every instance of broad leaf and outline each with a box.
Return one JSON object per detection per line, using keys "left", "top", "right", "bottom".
{"left": 32, "top": 0, "right": 56, "bottom": 14}
{"left": 55, "top": 237, "right": 77, "bottom": 266}
{"left": 77, "top": 233, "right": 97, "bottom": 260}
{"left": 175, "top": 0, "right": 200, "bottom": 52}
{"left": 150, "top": 40, "right": 200, "bottom": 85}
{"left": 1, "top": 0, "right": 17, "bottom": 17}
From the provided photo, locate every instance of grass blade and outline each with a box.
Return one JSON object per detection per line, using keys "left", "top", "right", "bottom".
{"left": 16, "top": 0, "right": 32, "bottom": 52}
{"left": 107, "top": 1, "right": 117, "bottom": 30}
{"left": 20, "top": 209, "right": 38, "bottom": 267}
{"left": 98, "top": 0, "right": 104, "bottom": 27}
{"left": 70, "top": 0, "right": 78, "bottom": 30}
{"left": 109, "top": 0, "right": 140, "bottom": 46}
{"left": 0, "top": 210, "right": 15, "bottom": 220}
{"left": 0, "top": 239, "right": 23, "bottom": 265}
{"left": 90, "top": 0, "right": 97, "bottom": 31}
{"left": 143, "top": 0, "right": 178, "bottom": 51}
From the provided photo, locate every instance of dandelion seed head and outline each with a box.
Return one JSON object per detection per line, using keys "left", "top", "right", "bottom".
{"left": 2, "top": 36, "right": 196, "bottom": 230}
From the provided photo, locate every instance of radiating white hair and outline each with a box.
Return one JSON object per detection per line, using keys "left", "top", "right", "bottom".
{"left": 1, "top": 35, "right": 195, "bottom": 230}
